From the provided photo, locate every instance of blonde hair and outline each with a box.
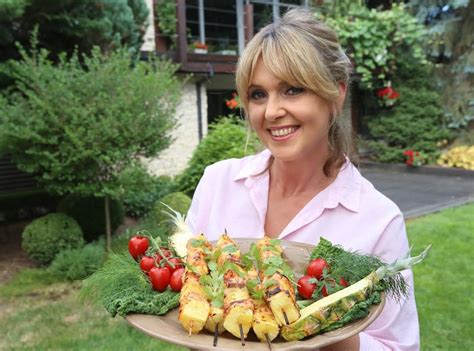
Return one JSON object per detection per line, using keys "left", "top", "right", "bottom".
{"left": 236, "top": 8, "right": 357, "bottom": 176}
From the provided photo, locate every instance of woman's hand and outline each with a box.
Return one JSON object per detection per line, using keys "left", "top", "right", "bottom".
{"left": 320, "top": 334, "right": 359, "bottom": 351}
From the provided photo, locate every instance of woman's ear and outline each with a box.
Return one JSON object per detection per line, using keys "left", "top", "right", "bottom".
{"left": 337, "top": 83, "right": 347, "bottom": 111}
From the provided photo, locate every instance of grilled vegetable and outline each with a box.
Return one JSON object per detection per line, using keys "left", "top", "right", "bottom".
{"left": 178, "top": 234, "right": 212, "bottom": 334}
{"left": 281, "top": 245, "right": 431, "bottom": 341}
{"left": 217, "top": 233, "right": 254, "bottom": 340}
{"left": 247, "top": 268, "right": 280, "bottom": 343}
{"left": 256, "top": 237, "right": 300, "bottom": 326}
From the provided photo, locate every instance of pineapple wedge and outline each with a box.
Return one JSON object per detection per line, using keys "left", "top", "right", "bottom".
{"left": 264, "top": 273, "right": 300, "bottom": 326}
{"left": 205, "top": 306, "right": 225, "bottom": 334}
{"left": 223, "top": 286, "right": 254, "bottom": 338}
{"left": 281, "top": 272, "right": 375, "bottom": 340}
{"left": 179, "top": 272, "right": 211, "bottom": 334}
{"left": 252, "top": 298, "right": 280, "bottom": 342}
{"left": 282, "top": 245, "right": 431, "bottom": 341}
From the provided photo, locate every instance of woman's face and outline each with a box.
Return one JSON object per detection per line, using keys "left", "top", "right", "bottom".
{"left": 247, "top": 58, "right": 333, "bottom": 163}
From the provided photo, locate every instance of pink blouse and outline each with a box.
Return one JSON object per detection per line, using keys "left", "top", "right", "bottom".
{"left": 186, "top": 149, "right": 420, "bottom": 350}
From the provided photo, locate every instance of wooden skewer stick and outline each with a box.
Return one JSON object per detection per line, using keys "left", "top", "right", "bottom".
{"left": 213, "top": 325, "right": 219, "bottom": 347}
{"left": 239, "top": 323, "right": 245, "bottom": 346}
{"left": 188, "top": 327, "right": 192, "bottom": 337}
{"left": 283, "top": 311, "right": 290, "bottom": 325}
{"left": 264, "top": 333, "right": 273, "bottom": 351}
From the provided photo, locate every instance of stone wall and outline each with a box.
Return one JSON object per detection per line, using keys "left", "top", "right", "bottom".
{"left": 145, "top": 80, "right": 208, "bottom": 176}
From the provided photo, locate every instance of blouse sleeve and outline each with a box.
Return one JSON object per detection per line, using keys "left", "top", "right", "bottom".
{"left": 359, "top": 213, "right": 420, "bottom": 351}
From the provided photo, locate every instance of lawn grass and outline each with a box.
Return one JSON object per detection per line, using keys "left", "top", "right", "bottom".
{"left": 0, "top": 280, "right": 187, "bottom": 351}
{"left": 1, "top": 203, "right": 473, "bottom": 350}
{"left": 407, "top": 202, "right": 474, "bottom": 351}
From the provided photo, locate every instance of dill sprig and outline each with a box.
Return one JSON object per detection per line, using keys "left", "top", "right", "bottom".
{"left": 310, "top": 237, "right": 408, "bottom": 301}
{"left": 80, "top": 252, "right": 179, "bottom": 317}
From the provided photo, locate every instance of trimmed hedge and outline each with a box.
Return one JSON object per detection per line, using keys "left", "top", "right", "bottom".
{"left": 22, "top": 213, "right": 85, "bottom": 265}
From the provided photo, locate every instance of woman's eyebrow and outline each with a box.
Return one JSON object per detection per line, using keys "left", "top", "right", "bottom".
{"left": 248, "top": 81, "right": 288, "bottom": 90}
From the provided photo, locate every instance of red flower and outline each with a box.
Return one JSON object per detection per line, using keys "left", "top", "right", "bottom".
{"left": 388, "top": 90, "right": 400, "bottom": 100}
{"left": 377, "top": 87, "right": 393, "bottom": 97}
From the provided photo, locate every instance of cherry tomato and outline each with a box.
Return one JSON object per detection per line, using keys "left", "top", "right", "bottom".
{"left": 170, "top": 268, "right": 185, "bottom": 292}
{"left": 128, "top": 235, "right": 149, "bottom": 260}
{"left": 155, "top": 247, "right": 172, "bottom": 263}
{"left": 297, "top": 275, "right": 317, "bottom": 299}
{"left": 139, "top": 256, "right": 156, "bottom": 273}
{"left": 165, "top": 257, "right": 183, "bottom": 273}
{"left": 149, "top": 266, "right": 171, "bottom": 292}
{"left": 306, "top": 258, "right": 330, "bottom": 280}
{"left": 322, "top": 277, "right": 349, "bottom": 297}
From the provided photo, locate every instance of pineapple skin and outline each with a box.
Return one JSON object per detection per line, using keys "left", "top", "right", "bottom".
{"left": 281, "top": 274, "right": 375, "bottom": 341}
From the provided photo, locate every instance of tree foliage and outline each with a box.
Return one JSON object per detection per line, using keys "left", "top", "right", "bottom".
{"left": 318, "top": 2, "right": 427, "bottom": 89}
{"left": 0, "top": 40, "right": 182, "bottom": 200}
{"left": 0, "top": 0, "right": 149, "bottom": 62}
{"left": 366, "top": 61, "right": 452, "bottom": 163}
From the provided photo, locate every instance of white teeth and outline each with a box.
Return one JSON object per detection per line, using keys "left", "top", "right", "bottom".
{"left": 270, "top": 127, "right": 297, "bottom": 137}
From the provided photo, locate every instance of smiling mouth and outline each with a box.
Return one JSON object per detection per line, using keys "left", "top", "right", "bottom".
{"left": 269, "top": 126, "right": 300, "bottom": 138}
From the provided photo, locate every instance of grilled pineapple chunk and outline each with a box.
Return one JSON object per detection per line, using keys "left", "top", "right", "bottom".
{"left": 205, "top": 306, "right": 225, "bottom": 334}
{"left": 186, "top": 233, "right": 212, "bottom": 276}
{"left": 252, "top": 298, "right": 280, "bottom": 342}
{"left": 264, "top": 273, "right": 300, "bottom": 326}
{"left": 223, "top": 287, "right": 254, "bottom": 338}
{"left": 179, "top": 272, "right": 211, "bottom": 334}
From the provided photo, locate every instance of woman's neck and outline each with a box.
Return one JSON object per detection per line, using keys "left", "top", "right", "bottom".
{"left": 269, "top": 153, "right": 337, "bottom": 197}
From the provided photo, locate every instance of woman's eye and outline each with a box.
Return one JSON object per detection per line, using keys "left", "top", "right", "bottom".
{"left": 287, "top": 87, "right": 304, "bottom": 95}
{"left": 249, "top": 90, "right": 266, "bottom": 100}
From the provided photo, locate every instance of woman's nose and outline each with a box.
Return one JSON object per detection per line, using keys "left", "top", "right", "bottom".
{"left": 264, "top": 95, "right": 286, "bottom": 122}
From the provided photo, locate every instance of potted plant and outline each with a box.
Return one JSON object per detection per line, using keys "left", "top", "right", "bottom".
{"left": 192, "top": 41, "right": 208, "bottom": 54}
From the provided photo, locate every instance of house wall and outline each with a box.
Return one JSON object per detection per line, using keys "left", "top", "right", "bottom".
{"left": 145, "top": 79, "right": 208, "bottom": 177}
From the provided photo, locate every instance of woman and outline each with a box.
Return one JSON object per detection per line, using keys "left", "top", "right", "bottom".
{"left": 186, "top": 8, "right": 419, "bottom": 351}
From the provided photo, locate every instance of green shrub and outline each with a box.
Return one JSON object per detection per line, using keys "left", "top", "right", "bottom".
{"left": 49, "top": 240, "right": 107, "bottom": 281}
{"left": 57, "top": 196, "right": 124, "bottom": 242}
{"left": 366, "top": 62, "right": 452, "bottom": 163}
{"left": 176, "top": 117, "right": 259, "bottom": 196}
{"left": 118, "top": 162, "right": 176, "bottom": 218}
{"left": 22, "top": 213, "right": 85, "bottom": 265}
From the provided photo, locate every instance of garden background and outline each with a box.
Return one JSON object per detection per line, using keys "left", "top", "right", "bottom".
{"left": 0, "top": 1, "right": 473, "bottom": 350}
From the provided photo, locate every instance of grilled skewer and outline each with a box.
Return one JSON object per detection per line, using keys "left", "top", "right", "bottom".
{"left": 256, "top": 237, "right": 300, "bottom": 326}
{"left": 247, "top": 268, "right": 280, "bottom": 344}
{"left": 216, "top": 233, "right": 254, "bottom": 342}
{"left": 178, "top": 234, "right": 212, "bottom": 334}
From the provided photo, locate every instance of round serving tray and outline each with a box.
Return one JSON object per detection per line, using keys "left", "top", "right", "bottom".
{"left": 126, "top": 238, "right": 385, "bottom": 350}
